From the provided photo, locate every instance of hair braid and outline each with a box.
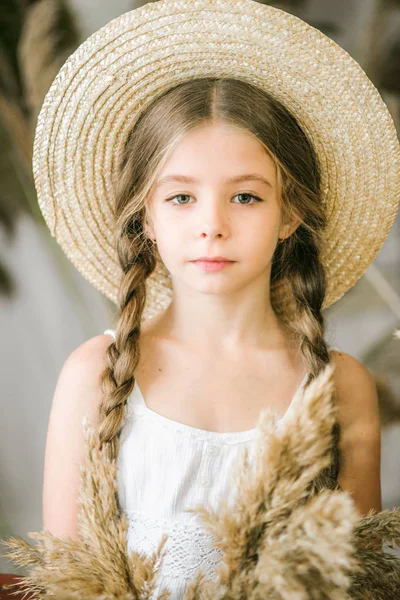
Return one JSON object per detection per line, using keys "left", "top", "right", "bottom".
{"left": 97, "top": 221, "right": 156, "bottom": 464}
{"left": 286, "top": 236, "right": 330, "bottom": 380}
{"left": 274, "top": 233, "right": 340, "bottom": 483}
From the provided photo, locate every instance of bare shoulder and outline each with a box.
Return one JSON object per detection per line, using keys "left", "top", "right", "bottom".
{"left": 52, "top": 333, "right": 115, "bottom": 428}
{"left": 67, "top": 333, "right": 114, "bottom": 366}
{"left": 329, "top": 349, "right": 379, "bottom": 428}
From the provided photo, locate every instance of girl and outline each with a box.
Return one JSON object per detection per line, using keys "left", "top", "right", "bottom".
{"left": 38, "top": 0, "right": 396, "bottom": 597}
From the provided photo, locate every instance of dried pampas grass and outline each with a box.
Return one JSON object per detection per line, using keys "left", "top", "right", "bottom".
{"left": 2, "top": 360, "right": 400, "bottom": 599}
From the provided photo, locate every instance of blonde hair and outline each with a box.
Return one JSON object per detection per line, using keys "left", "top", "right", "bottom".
{"left": 97, "top": 77, "right": 338, "bottom": 486}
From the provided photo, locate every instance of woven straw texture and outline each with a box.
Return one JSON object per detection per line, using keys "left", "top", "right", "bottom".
{"left": 32, "top": 0, "right": 400, "bottom": 322}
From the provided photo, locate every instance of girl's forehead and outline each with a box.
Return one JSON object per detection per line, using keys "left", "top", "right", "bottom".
{"left": 154, "top": 126, "right": 277, "bottom": 188}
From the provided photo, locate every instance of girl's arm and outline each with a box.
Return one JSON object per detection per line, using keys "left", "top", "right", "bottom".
{"left": 331, "top": 350, "right": 383, "bottom": 560}
{"left": 42, "top": 335, "right": 113, "bottom": 544}
{"left": 333, "top": 350, "right": 382, "bottom": 519}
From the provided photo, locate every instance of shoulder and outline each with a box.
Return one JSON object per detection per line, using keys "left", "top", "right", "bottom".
{"left": 329, "top": 349, "right": 380, "bottom": 430}
{"left": 66, "top": 333, "right": 114, "bottom": 369}
{"left": 53, "top": 334, "right": 115, "bottom": 422}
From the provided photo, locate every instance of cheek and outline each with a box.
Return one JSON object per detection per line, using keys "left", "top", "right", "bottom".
{"left": 153, "top": 208, "right": 182, "bottom": 232}
{"left": 153, "top": 223, "right": 182, "bottom": 260}
{"left": 244, "top": 220, "right": 276, "bottom": 249}
{"left": 154, "top": 211, "right": 197, "bottom": 252}
{"left": 252, "top": 240, "right": 276, "bottom": 265}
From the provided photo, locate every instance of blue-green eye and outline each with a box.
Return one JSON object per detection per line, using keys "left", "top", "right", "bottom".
{"left": 165, "top": 193, "right": 263, "bottom": 205}
{"left": 233, "top": 193, "right": 263, "bottom": 204}
{"left": 166, "top": 194, "right": 192, "bottom": 205}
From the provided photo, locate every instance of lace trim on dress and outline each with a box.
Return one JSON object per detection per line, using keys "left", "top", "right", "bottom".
{"left": 125, "top": 508, "right": 224, "bottom": 583}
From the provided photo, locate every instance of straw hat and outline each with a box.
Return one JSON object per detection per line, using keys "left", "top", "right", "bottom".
{"left": 32, "top": 0, "right": 400, "bottom": 322}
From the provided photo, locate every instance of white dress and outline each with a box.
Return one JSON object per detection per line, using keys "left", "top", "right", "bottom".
{"left": 103, "top": 328, "right": 338, "bottom": 599}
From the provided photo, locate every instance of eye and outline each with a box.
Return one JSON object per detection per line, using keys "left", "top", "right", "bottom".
{"left": 233, "top": 193, "right": 263, "bottom": 205}
{"left": 165, "top": 194, "right": 193, "bottom": 205}
{"left": 165, "top": 193, "right": 263, "bottom": 205}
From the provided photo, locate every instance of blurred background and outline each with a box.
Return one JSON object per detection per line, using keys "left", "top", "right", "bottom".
{"left": 0, "top": 0, "right": 399, "bottom": 576}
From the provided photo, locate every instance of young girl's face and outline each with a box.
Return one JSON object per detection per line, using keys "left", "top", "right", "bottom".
{"left": 146, "top": 122, "right": 294, "bottom": 297}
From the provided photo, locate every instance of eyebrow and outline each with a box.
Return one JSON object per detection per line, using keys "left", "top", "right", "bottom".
{"left": 155, "top": 173, "right": 273, "bottom": 188}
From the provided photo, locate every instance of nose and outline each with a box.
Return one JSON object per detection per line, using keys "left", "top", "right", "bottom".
{"left": 197, "top": 197, "right": 230, "bottom": 240}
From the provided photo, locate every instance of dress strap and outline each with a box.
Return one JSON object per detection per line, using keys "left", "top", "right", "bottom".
{"left": 104, "top": 329, "right": 116, "bottom": 339}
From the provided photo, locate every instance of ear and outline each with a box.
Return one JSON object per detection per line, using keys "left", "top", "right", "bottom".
{"left": 143, "top": 211, "right": 155, "bottom": 240}
{"left": 144, "top": 224, "right": 155, "bottom": 239}
{"left": 279, "top": 215, "right": 302, "bottom": 242}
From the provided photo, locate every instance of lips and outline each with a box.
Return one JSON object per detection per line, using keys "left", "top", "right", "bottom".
{"left": 192, "top": 257, "right": 233, "bottom": 262}
{"left": 191, "top": 258, "right": 236, "bottom": 272}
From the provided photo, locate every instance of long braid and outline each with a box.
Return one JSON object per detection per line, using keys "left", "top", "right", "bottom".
{"left": 284, "top": 235, "right": 330, "bottom": 380}
{"left": 97, "top": 219, "right": 156, "bottom": 465}
{"left": 273, "top": 229, "right": 341, "bottom": 485}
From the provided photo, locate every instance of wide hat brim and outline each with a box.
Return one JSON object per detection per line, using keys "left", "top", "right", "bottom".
{"left": 33, "top": 0, "right": 400, "bottom": 322}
